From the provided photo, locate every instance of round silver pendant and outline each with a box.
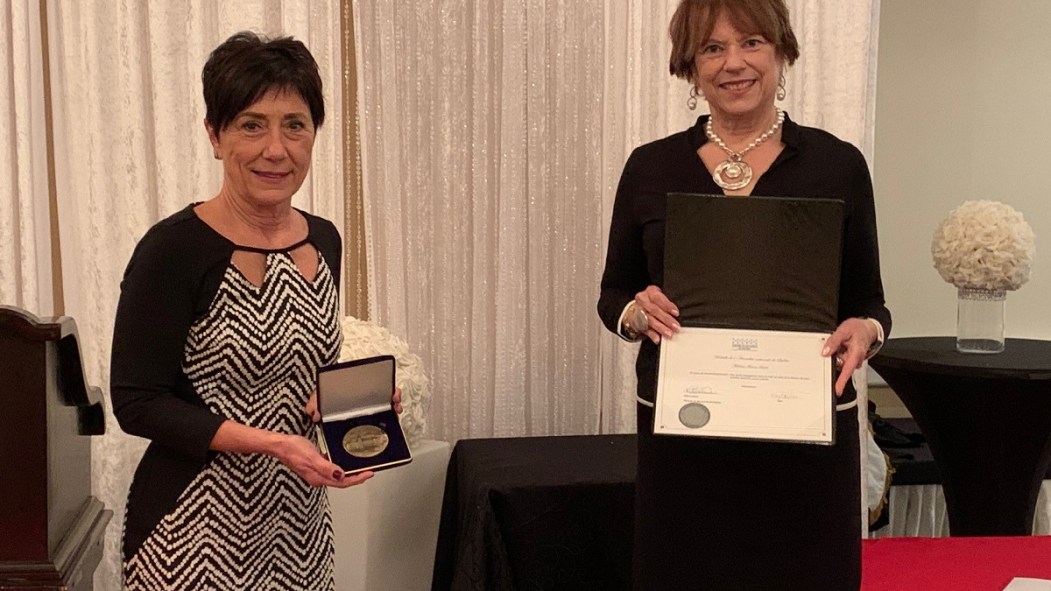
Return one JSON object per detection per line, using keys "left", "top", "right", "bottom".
{"left": 713, "top": 160, "right": 753, "bottom": 191}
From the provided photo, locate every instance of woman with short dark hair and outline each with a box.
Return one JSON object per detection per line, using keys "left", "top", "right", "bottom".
{"left": 111, "top": 32, "right": 400, "bottom": 590}
{"left": 598, "top": 1, "right": 890, "bottom": 589}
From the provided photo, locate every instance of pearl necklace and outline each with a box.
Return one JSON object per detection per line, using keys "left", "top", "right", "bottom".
{"left": 705, "top": 108, "right": 785, "bottom": 190}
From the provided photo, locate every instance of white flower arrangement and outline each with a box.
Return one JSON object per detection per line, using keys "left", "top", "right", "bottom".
{"left": 339, "top": 316, "right": 431, "bottom": 449}
{"left": 931, "top": 200, "right": 1036, "bottom": 291}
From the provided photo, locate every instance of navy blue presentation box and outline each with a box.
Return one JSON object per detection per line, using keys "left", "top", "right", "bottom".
{"left": 316, "top": 355, "right": 412, "bottom": 475}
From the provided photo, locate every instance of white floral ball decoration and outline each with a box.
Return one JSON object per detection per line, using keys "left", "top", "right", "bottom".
{"left": 931, "top": 200, "right": 1036, "bottom": 291}
{"left": 339, "top": 316, "right": 431, "bottom": 449}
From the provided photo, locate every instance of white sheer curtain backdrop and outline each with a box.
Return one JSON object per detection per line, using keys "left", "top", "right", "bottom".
{"left": 872, "top": 482, "right": 1051, "bottom": 537}
{"left": 0, "top": 0, "right": 53, "bottom": 315}
{"left": 356, "top": 0, "right": 882, "bottom": 443}
{"left": 45, "top": 2, "right": 344, "bottom": 588}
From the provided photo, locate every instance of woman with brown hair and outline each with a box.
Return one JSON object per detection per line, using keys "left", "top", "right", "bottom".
{"left": 598, "top": 1, "right": 890, "bottom": 588}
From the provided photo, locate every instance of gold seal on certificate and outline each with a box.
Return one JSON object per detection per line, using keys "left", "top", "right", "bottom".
{"left": 342, "top": 425, "right": 389, "bottom": 458}
{"left": 678, "top": 402, "right": 711, "bottom": 428}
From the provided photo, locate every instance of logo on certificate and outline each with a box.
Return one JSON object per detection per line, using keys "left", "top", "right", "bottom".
{"left": 678, "top": 402, "right": 711, "bottom": 429}
{"left": 732, "top": 337, "right": 759, "bottom": 351}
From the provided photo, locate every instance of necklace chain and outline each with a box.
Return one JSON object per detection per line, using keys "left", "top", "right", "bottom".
{"left": 704, "top": 109, "right": 785, "bottom": 190}
{"left": 705, "top": 108, "right": 785, "bottom": 160}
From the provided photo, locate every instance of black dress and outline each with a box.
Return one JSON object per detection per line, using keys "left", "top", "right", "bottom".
{"left": 598, "top": 114, "right": 891, "bottom": 591}
{"left": 111, "top": 206, "right": 343, "bottom": 590}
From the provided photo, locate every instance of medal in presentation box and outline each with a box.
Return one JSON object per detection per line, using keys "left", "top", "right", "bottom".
{"left": 316, "top": 355, "right": 412, "bottom": 475}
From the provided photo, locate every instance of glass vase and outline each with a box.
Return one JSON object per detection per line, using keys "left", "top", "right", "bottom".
{"left": 956, "top": 287, "right": 1006, "bottom": 353}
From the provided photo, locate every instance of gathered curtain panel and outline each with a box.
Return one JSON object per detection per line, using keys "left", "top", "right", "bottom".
{"left": 2, "top": 1, "right": 879, "bottom": 587}
{"left": 0, "top": 0, "right": 53, "bottom": 316}
{"left": 354, "top": 0, "right": 881, "bottom": 442}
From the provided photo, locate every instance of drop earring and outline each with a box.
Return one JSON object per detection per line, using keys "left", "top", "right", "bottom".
{"left": 687, "top": 86, "right": 703, "bottom": 110}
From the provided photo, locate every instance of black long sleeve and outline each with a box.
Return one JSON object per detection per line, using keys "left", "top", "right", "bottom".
{"left": 110, "top": 211, "right": 232, "bottom": 461}
{"left": 110, "top": 205, "right": 344, "bottom": 461}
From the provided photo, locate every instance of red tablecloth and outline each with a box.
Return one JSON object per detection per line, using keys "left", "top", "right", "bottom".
{"left": 862, "top": 536, "right": 1051, "bottom": 590}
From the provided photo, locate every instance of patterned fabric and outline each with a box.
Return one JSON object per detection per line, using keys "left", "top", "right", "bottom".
{"left": 124, "top": 251, "right": 341, "bottom": 590}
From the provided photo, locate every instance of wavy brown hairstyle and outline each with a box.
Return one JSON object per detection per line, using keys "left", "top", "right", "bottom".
{"left": 668, "top": 0, "right": 799, "bottom": 81}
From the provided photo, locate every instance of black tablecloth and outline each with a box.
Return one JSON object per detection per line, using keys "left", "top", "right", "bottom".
{"left": 878, "top": 418, "right": 939, "bottom": 485}
{"left": 431, "top": 428, "right": 1045, "bottom": 590}
{"left": 877, "top": 419, "right": 1051, "bottom": 482}
{"left": 872, "top": 337, "right": 1051, "bottom": 535}
{"left": 431, "top": 435, "right": 635, "bottom": 591}
{"left": 872, "top": 337, "right": 1051, "bottom": 379}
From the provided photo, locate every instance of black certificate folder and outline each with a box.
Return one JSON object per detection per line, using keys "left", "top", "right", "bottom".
{"left": 663, "top": 194, "right": 844, "bottom": 333}
{"left": 316, "top": 355, "right": 411, "bottom": 475}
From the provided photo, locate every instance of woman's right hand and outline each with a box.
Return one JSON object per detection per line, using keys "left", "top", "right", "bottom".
{"left": 273, "top": 433, "right": 374, "bottom": 488}
{"left": 304, "top": 391, "right": 321, "bottom": 423}
{"left": 210, "top": 420, "right": 373, "bottom": 488}
{"left": 633, "top": 285, "right": 681, "bottom": 344}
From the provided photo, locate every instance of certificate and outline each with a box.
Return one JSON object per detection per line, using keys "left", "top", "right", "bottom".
{"left": 654, "top": 326, "right": 834, "bottom": 444}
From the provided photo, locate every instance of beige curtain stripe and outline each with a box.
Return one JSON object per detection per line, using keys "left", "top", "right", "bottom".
{"left": 40, "top": 0, "right": 63, "bottom": 316}
{"left": 341, "top": 0, "right": 368, "bottom": 320}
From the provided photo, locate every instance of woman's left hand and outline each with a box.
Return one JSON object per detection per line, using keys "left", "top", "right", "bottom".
{"left": 822, "top": 318, "right": 880, "bottom": 396}
{"left": 305, "top": 386, "right": 403, "bottom": 421}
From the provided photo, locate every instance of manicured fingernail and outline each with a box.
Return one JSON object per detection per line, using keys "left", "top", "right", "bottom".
{"left": 821, "top": 346, "right": 830, "bottom": 356}
{"left": 333, "top": 470, "right": 343, "bottom": 480}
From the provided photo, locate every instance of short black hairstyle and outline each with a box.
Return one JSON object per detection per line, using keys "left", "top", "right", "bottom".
{"left": 202, "top": 31, "right": 324, "bottom": 137}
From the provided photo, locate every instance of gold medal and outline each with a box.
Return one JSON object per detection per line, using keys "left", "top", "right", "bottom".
{"left": 342, "top": 425, "right": 389, "bottom": 458}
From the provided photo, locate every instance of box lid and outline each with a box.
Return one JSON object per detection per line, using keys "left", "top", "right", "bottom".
{"left": 317, "top": 355, "right": 395, "bottom": 419}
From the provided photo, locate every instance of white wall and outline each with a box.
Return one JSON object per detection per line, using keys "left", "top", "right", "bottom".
{"left": 874, "top": 0, "right": 1051, "bottom": 338}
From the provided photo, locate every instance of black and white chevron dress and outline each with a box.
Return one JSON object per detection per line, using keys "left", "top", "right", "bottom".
{"left": 112, "top": 207, "right": 344, "bottom": 591}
